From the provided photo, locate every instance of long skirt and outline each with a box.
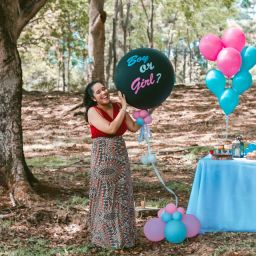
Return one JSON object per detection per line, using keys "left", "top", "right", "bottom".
{"left": 89, "top": 136, "right": 135, "bottom": 249}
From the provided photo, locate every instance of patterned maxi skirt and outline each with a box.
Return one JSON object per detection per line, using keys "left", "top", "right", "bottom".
{"left": 89, "top": 136, "right": 135, "bottom": 249}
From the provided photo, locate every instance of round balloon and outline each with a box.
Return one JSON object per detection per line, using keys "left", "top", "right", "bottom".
{"left": 199, "top": 34, "right": 223, "bottom": 61}
{"left": 182, "top": 214, "right": 201, "bottom": 238}
{"left": 216, "top": 47, "right": 242, "bottom": 78}
{"left": 114, "top": 48, "right": 175, "bottom": 109}
{"left": 205, "top": 69, "right": 226, "bottom": 98}
{"left": 222, "top": 27, "right": 246, "bottom": 52}
{"left": 241, "top": 46, "right": 256, "bottom": 70}
{"left": 219, "top": 88, "right": 239, "bottom": 115}
{"left": 164, "top": 220, "right": 187, "bottom": 244}
{"left": 144, "top": 217, "right": 166, "bottom": 242}
{"left": 232, "top": 70, "right": 253, "bottom": 94}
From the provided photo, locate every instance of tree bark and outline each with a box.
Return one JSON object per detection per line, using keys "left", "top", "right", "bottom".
{"left": 0, "top": 0, "right": 46, "bottom": 203}
{"left": 140, "top": 0, "right": 154, "bottom": 48}
{"left": 87, "top": 0, "right": 106, "bottom": 82}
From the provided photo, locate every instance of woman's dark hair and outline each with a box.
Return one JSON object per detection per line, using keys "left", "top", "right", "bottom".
{"left": 84, "top": 80, "right": 102, "bottom": 122}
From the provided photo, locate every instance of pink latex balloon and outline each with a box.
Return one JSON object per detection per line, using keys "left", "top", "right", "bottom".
{"left": 182, "top": 214, "right": 201, "bottom": 238}
{"left": 217, "top": 47, "right": 242, "bottom": 78}
{"left": 177, "top": 207, "right": 185, "bottom": 215}
{"left": 143, "top": 217, "right": 166, "bottom": 242}
{"left": 144, "top": 115, "right": 152, "bottom": 124}
{"left": 222, "top": 27, "right": 246, "bottom": 52}
{"left": 132, "top": 111, "right": 140, "bottom": 119}
{"left": 165, "top": 203, "right": 177, "bottom": 214}
{"left": 157, "top": 208, "right": 165, "bottom": 218}
{"left": 139, "top": 110, "right": 149, "bottom": 118}
{"left": 199, "top": 34, "right": 223, "bottom": 61}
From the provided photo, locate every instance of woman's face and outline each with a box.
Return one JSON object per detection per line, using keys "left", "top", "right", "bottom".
{"left": 92, "top": 83, "right": 110, "bottom": 105}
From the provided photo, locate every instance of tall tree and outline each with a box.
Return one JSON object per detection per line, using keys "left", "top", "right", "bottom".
{"left": 0, "top": 0, "right": 47, "bottom": 203}
{"left": 87, "top": 0, "right": 107, "bottom": 82}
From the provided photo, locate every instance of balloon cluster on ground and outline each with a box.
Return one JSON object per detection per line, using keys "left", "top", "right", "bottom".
{"left": 199, "top": 27, "right": 256, "bottom": 116}
{"left": 144, "top": 203, "right": 200, "bottom": 244}
{"left": 114, "top": 48, "right": 175, "bottom": 109}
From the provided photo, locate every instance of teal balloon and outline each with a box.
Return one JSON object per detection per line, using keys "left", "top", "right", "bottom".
{"left": 172, "top": 211, "right": 182, "bottom": 221}
{"left": 136, "top": 118, "right": 144, "bottom": 126}
{"left": 164, "top": 220, "right": 187, "bottom": 244}
{"left": 205, "top": 69, "right": 226, "bottom": 98}
{"left": 232, "top": 70, "right": 253, "bottom": 94}
{"left": 240, "top": 46, "right": 256, "bottom": 70}
{"left": 161, "top": 212, "right": 172, "bottom": 223}
{"left": 219, "top": 88, "right": 239, "bottom": 115}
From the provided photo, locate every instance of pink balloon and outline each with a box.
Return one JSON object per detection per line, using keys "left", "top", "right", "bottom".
{"left": 139, "top": 110, "right": 149, "bottom": 118}
{"left": 182, "top": 214, "right": 201, "bottom": 238}
{"left": 177, "top": 207, "right": 185, "bottom": 215}
{"left": 165, "top": 203, "right": 177, "bottom": 214}
{"left": 157, "top": 208, "right": 165, "bottom": 218}
{"left": 132, "top": 111, "right": 140, "bottom": 119}
{"left": 222, "top": 27, "right": 246, "bottom": 52}
{"left": 217, "top": 47, "right": 242, "bottom": 78}
{"left": 143, "top": 217, "right": 166, "bottom": 242}
{"left": 199, "top": 34, "right": 223, "bottom": 61}
{"left": 144, "top": 115, "right": 152, "bottom": 124}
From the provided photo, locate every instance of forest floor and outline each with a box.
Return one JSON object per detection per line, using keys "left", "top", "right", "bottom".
{"left": 0, "top": 84, "right": 256, "bottom": 256}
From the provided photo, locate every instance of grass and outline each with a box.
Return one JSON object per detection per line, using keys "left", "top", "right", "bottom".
{"left": 55, "top": 195, "right": 89, "bottom": 209}
{"left": 213, "top": 233, "right": 256, "bottom": 256}
{"left": 26, "top": 155, "right": 85, "bottom": 168}
{"left": 0, "top": 238, "right": 117, "bottom": 256}
{"left": 182, "top": 145, "right": 212, "bottom": 164}
{"left": 66, "top": 195, "right": 89, "bottom": 208}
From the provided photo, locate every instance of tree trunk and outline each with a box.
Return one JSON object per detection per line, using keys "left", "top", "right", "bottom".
{"left": 112, "top": 0, "right": 119, "bottom": 79}
{"left": 0, "top": 23, "right": 36, "bottom": 202}
{"left": 0, "top": 0, "right": 47, "bottom": 203}
{"left": 88, "top": 0, "right": 107, "bottom": 82}
{"left": 183, "top": 48, "right": 187, "bottom": 83}
{"left": 140, "top": 0, "right": 154, "bottom": 48}
{"left": 120, "top": 0, "right": 131, "bottom": 54}
{"left": 61, "top": 39, "right": 67, "bottom": 92}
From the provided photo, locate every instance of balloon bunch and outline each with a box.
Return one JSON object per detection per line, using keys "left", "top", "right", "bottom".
{"left": 245, "top": 143, "right": 256, "bottom": 155}
{"left": 199, "top": 27, "right": 256, "bottom": 116}
{"left": 144, "top": 203, "right": 200, "bottom": 244}
{"left": 132, "top": 110, "right": 178, "bottom": 206}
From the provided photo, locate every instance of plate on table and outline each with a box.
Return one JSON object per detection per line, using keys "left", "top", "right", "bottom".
{"left": 211, "top": 154, "right": 233, "bottom": 160}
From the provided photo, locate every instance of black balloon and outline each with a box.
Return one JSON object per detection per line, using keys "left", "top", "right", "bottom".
{"left": 114, "top": 48, "right": 175, "bottom": 109}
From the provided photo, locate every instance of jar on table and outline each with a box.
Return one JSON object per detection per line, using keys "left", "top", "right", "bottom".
{"left": 232, "top": 136, "right": 244, "bottom": 158}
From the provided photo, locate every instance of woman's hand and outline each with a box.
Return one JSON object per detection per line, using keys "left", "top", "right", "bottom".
{"left": 118, "top": 91, "right": 127, "bottom": 111}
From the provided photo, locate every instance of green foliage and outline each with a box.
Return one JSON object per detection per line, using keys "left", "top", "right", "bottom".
{"left": 1, "top": 237, "right": 91, "bottom": 256}
{"left": 66, "top": 195, "right": 89, "bottom": 208}
{"left": 19, "top": 0, "right": 247, "bottom": 90}
{"left": 26, "top": 155, "right": 81, "bottom": 168}
{"left": 19, "top": 0, "right": 89, "bottom": 91}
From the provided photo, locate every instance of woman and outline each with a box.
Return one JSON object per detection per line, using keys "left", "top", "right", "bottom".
{"left": 84, "top": 81, "right": 141, "bottom": 249}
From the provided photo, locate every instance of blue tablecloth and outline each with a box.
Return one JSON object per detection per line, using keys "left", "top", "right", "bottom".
{"left": 187, "top": 156, "right": 256, "bottom": 233}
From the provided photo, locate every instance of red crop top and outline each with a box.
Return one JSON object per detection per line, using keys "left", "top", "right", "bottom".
{"left": 89, "top": 102, "right": 127, "bottom": 138}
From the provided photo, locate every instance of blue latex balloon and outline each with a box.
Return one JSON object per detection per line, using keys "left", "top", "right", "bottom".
{"left": 205, "top": 69, "right": 226, "bottom": 98}
{"left": 232, "top": 70, "right": 253, "bottom": 94}
{"left": 141, "top": 154, "right": 149, "bottom": 165}
{"left": 172, "top": 211, "right": 182, "bottom": 221}
{"left": 240, "top": 46, "right": 256, "bottom": 70}
{"left": 161, "top": 212, "right": 172, "bottom": 223}
{"left": 147, "top": 153, "right": 157, "bottom": 164}
{"left": 164, "top": 220, "right": 187, "bottom": 244}
{"left": 219, "top": 88, "right": 239, "bottom": 116}
{"left": 136, "top": 118, "right": 144, "bottom": 126}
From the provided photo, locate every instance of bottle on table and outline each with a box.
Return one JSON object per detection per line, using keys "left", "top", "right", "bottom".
{"left": 232, "top": 136, "right": 244, "bottom": 158}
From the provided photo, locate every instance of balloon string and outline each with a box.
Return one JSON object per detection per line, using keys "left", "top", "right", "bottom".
{"left": 225, "top": 115, "right": 229, "bottom": 140}
{"left": 144, "top": 126, "right": 178, "bottom": 207}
